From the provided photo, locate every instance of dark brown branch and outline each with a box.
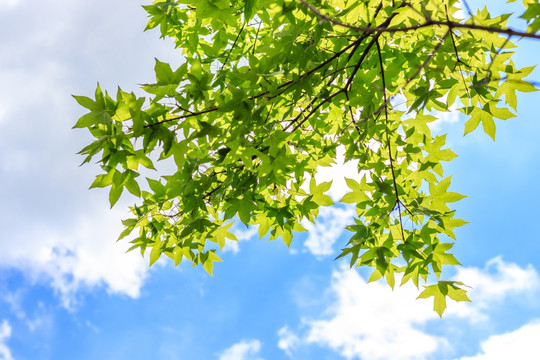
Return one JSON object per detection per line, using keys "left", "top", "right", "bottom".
{"left": 221, "top": 24, "right": 245, "bottom": 71}
{"left": 252, "top": 21, "right": 262, "bottom": 55}
{"left": 446, "top": 5, "right": 470, "bottom": 69}
{"left": 287, "top": 96, "right": 319, "bottom": 128}
{"left": 177, "top": 106, "right": 195, "bottom": 115}
{"left": 361, "top": 30, "right": 450, "bottom": 125}
{"left": 253, "top": 38, "right": 363, "bottom": 101}
{"left": 146, "top": 1, "right": 535, "bottom": 131}
{"left": 298, "top": 0, "right": 540, "bottom": 40}
{"left": 345, "top": 2, "right": 383, "bottom": 63}
{"left": 287, "top": 89, "right": 346, "bottom": 132}
{"left": 144, "top": 106, "right": 219, "bottom": 128}
{"left": 344, "top": 5, "right": 403, "bottom": 91}
{"left": 343, "top": 90, "right": 364, "bottom": 137}
{"left": 346, "top": 35, "right": 378, "bottom": 90}
{"left": 147, "top": 38, "right": 363, "bottom": 128}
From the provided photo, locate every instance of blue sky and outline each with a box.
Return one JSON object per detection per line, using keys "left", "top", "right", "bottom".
{"left": 0, "top": 0, "right": 539, "bottom": 359}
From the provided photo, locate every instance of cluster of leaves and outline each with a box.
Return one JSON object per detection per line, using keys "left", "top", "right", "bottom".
{"left": 74, "top": 0, "right": 538, "bottom": 315}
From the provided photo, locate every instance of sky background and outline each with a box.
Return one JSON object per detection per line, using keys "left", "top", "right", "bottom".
{"left": 0, "top": 0, "right": 539, "bottom": 359}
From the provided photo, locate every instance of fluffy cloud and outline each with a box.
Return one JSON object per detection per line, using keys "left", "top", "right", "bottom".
{"left": 1, "top": 205, "right": 150, "bottom": 309}
{"left": 302, "top": 206, "right": 355, "bottom": 257}
{"left": 223, "top": 225, "right": 259, "bottom": 254}
{"left": 429, "top": 107, "right": 460, "bottom": 132}
{"left": 277, "top": 326, "right": 301, "bottom": 357}
{"left": 314, "top": 146, "right": 365, "bottom": 201}
{"left": 0, "top": 0, "right": 20, "bottom": 9}
{"left": 218, "top": 339, "right": 264, "bottom": 360}
{"left": 0, "top": 321, "right": 13, "bottom": 360}
{"left": 0, "top": 0, "right": 176, "bottom": 307}
{"left": 457, "top": 256, "right": 539, "bottom": 299}
{"left": 444, "top": 256, "right": 540, "bottom": 320}
{"left": 302, "top": 268, "right": 444, "bottom": 360}
{"left": 279, "top": 257, "right": 540, "bottom": 359}
{"left": 457, "top": 320, "right": 540, "bottom": 360}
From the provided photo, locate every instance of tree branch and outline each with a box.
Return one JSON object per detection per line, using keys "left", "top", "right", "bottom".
{"left": 221, "top": 24, "right": 245, "bottom": 71}
{"left": 298, "top": 0, "right": 540, "bottom": 40}
{"left": 287, "top": 89, "right": 346, "bottom": 132}
{"left": 147, "top": 36, "right": 365, "bottom": 128}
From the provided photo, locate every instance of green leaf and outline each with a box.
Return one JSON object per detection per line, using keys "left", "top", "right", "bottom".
{"left": 173, "top": 247, "right": 183, "bottom": 266}
{"left": 211, "top": 222, "right": 238, "bottom": 250}
{"left": 244, "top": 0, "right": 255, "bottom": 22}
{"left": 202, "top": 251, "right": 223, "bottom": 276}
{"left": 446, "top": 282, "right": 471, "bottom": 302}
{"left": 417, "top": 281, "right": 470, "bottom": 316}
{"left": 125, "top": 177, "right": 141, "bottom": 197}
{"left": 73, "top": 110, "right": 113, "bottom": 128}
{"left": 417, "top": 284, "right": 446, "bottom": 317}
{"left": 109, "top": 184, "right": 123, "bottom": 208}
{"left": 90, "top": 171, "right": 115, "bottom": 189}
{"left": 512, "top": 79, "right": 537, "bottom": 92}
{"left": 435, "top": 192, "right": 466, "bottom": 203}
{"left": 73, "top": 95, "right": 96, "bottom": 110}
{"left": 147, "top": 178, "right": 165, "bottom": 196}
{"left": 149, "top": 242, "right": 162, "bottom": 266}
{"left": 482, "top": 116, "right": 496, "bottom": 140}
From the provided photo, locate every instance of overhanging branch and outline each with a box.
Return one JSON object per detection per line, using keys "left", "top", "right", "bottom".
{"left": 298, "top": 0, "right": 540, "bottom": 40}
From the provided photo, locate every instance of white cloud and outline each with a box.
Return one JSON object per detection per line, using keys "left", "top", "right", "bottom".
{"left": 304, "top": 267, "right": 444, "bottom": 360}
{"left": 218, "top": 339, "right": 263, "bottom": 360}
{"left": 459, "top": 256, "right": 539, "bottom": 298}
{"left": 0, "top": 0, "right": 20, "bottom": 9}
{"left": 314, "top": 146, "right": 367, "bottom": 201}
{"left": 222, "top": 240, "right": 241, "bottom": 254}
{"left": 0, "top": 205, "right": 150, "bottom": 309}
{"left": 429, "top": 107, "right": 460, "bottom": 132}
{"left": 1, "top": 291, "right": 52, "bottom": 333}
{"left": 280, "top": 257, "right": 540, "bottom": 359}
{"left": 455, "top": 1, "right": 467, "bottom": 20}
{"left": 447, "top": 256, "right": 540, "bottom": 319}
{"left": 277, "top": 326, "right": 300, "bottom": 357}
{"left": 0, "top": 320, "right": 13, "bottom": 360}
{"left": 0, "top": 0, "right": 178, "bottom": 307}
{"left": 223, "top": 225, "right": 259, "bottom": 254}
{"left": 428, "top": 90, "right": 461, "bottom": 132}
{"left": 457, "top": 319, "right": 540, "bottom": 360}
{"left": 302, "top": 206, "right": 355, "bottom": 257}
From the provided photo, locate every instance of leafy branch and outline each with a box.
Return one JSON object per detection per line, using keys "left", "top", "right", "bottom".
{"left": 298, "top": 0, "right": 540, "bottom": 40}
{"left": 74, "top": 0, "right": 539, "bottom": 315}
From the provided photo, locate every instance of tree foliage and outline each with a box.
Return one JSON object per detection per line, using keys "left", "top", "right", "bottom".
{"left": 74, "top": 0, "right": 539, "bottom": 315}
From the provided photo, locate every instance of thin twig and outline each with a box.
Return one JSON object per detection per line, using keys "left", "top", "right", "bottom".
{"left": 346, "top": 35, "right": 378, "bottom": 90}
{"left": 147, "top": 38, "right": 363, "bottom": 127}
{"left": 446, "top": 5, "right": 470, "bottom": 69}
{"left": 375, "top": 38, "right": 405, "bottom": 242}
{"left": 221, "top": 24, "right": 245, "bottom": 71}
{"left": 359, "top": 30, "right": 450, "bottom": 126}
{"left": 253, "top": 21, "right": 262, "bottom": 55}
{"left": 344, "top": 90, "right": 363, "bottom": 137}
{"left": 346, "top": 2, "right": 383, "bottom": 62}
{"left": 288, "top": 89, "right": 345, "bottom": 132}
